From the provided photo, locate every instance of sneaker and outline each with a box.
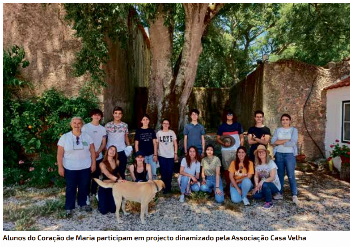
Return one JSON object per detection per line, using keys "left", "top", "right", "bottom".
{"left": 292, "top": 195, "right": 299, "bottom": 204}
{"left": 80, "top": 205, "right": 92, "bottom": 212}
{"left": 86, "top": 196, "right": 90, "bottom": 206}
{"left": 273, "top": 193, "right": 283, "bottom": 200}
{"left": 66, "top": 210, "right": 73, "bottom": 217}
{"left": 263, "top": 202, "right": 274, "bottom": 209}
{"left": 179, "top": 194, "right": 185, "bottom": 203}
{"left": 95, "top": 194, "right": 99, "bottom": 201}
{"left": 242, "top": 197, "right": 250, "bottom": 206}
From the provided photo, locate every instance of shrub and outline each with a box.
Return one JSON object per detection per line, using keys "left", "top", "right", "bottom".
{"left": 3, "top": 45, "right": 99, "bottom": 187}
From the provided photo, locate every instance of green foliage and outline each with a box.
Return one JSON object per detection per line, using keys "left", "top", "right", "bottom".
{"left": 329, "top": 140, "right": 350, "bottom": 166}
{"left": 3, "top": 46, "right": 99, "bottom": 187}
{"left": 196, "top": 3, "right": 350, "bottom": 87}
{"left": 64, "top": 3, "right": 132, "bottom": 93}
{"left": 260, "top": 3, "right": 350, "bottom": 66}
{"left": 196, "top": 3, "right": 280, "bottom": 87}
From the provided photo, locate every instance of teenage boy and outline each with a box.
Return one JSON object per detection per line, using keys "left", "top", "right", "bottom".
{"left": 105, "top": 106, "right": 130, "bottom": 179}
{"left": 184, "top": 109, "right": 205, "bottom": 157}
{"left": 135, "top": 114, "right": 158, "bottom": 179}
{"left": 82, "top": 109, "right": 107, "bottom": 203}
{"left": 248, "top": 110, "right": 271, "bottom": 162}
{"left": 217, "top": 110, "right": 244, "bottom": 194}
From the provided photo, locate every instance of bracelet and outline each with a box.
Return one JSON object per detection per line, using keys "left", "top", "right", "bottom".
{"left": 153, "top": 154, "right": 157, "bottom": 156}
{"left": 216, "top": 187, "right": 219, "bottom": 188}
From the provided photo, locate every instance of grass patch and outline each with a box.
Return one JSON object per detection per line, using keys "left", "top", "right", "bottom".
{"left": 224, "top": 199, "right": 242, "bottom": 212}
{"left": 189, "top": 191, "right": 210, "bottom": 203}
{"left": 3, "top": 195, "right": 66, "bottom": 230}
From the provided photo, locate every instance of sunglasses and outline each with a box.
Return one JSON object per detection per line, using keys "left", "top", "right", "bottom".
{"left": 76, "top": 136, "right": 80, "bottom": 145}
{"left": 227, "top": 113, "right": 233, "bottom": 116}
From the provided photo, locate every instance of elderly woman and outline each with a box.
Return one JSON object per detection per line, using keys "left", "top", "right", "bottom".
{"left": 57, "top": 117, "right": 96, "bottom": 216}
{"left": 271, "top": 113, "right": 299, "bottom": 204}
{"left": 252, "top": 145, "right": 281, "bottom": 209}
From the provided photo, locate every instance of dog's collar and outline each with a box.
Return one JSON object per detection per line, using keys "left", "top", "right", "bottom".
{"left": 151, "top": 180, "right": 159, "bottom": 192}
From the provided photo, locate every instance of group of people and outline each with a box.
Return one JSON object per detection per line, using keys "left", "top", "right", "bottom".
{"left": 57, "top": 106, "right": 299, "bottom": 216}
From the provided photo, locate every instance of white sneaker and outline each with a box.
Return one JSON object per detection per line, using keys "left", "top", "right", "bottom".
{"left": 242, "top": 197, "right": 250, "bottom": 206}
{"left": 179, "top": 194, "right": 185, "bottom": 203}
{"left": 86, "top": 196, "right": 90, "bottom": 206}
{"left": 273, "top": 193, "right": 284, "bottom": 200}
{"left": 95, "top": 194, "right": 99, "bottom": 202}
{"left": 292, "top": 195, "right": 299, "bottom": 204}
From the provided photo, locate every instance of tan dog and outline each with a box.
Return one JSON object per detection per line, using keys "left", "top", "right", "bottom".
{"left": 94, "top": 179, "right": 165, "bottom": 224}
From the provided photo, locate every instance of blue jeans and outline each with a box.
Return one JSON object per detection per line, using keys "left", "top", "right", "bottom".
{"left": 253, "top": 182, "right": 280, "bottom": 203}
{"left": 158, "top": 156, "right": 174, "bottom": 193}
{"left": 230, "top": 178, "right": 253, "bottom": 203}
{"left": 64, "top": 167, "right": 90, "bottom": 210}
{"left": 180, "top": 176, "right": 200, "bottom": 194}
{"left": 275, "top": 152, "right": 297, "bottom": 196}
{"left": 200, "top": 176, "right": 224, "bottom": 203}
{"left": 145, "top": 154, "right": 157, "bottom": 177}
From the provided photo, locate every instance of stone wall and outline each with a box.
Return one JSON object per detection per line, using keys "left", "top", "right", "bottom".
{"left": 4, "top": 3, "right": 151, "bottom": 128}
{"left": 3, "top": 3, "right": 90, "bottom": 97}
{"left": 230, "top": 58, "right": 350, "bottom": 160}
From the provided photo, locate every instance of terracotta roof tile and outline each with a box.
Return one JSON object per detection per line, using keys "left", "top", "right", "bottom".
{"left": 324, "top": 76, "right": 350, "bottom": 90}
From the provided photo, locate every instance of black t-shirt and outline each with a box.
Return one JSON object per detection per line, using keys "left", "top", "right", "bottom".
{"left": 248, "top": 126, "right": 271, "bottom": 160}
{"left": 135, "top": 128, "right": 157, "bottom": 156}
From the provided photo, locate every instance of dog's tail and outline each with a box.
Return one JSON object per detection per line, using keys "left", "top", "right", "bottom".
{"left": 93, "top": 178, "right": 114, "bottom": 188}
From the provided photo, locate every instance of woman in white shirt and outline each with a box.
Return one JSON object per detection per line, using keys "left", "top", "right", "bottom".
{"left": 57, "top": 117, "right": 96, "bottom": 217}
{"left": 271, "top": 114, "right": 299, "bottom": 204}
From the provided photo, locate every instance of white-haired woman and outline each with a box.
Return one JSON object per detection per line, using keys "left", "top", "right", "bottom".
{"left": 57, "top": 117, "right": 96, "bottom": 216}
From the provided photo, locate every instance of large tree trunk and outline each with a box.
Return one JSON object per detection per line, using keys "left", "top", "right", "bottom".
{"left": 147, "top": 4, "right": 173, "bottom": 129}
{"left": 147, "top": 3, "right": 224, "bottom": 132}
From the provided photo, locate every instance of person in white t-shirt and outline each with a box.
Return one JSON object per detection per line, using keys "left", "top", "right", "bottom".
{"left": 252, "top": 145, "right": 281, "bottom": 209}
{"left": 82, "top": 109, "right": 107, "bottom": 202}
{"left": 156, "top": 119, "right": 178, "bottom": 194}
{"left": 57, "top": 117, "right": 96, "bottom": 217}
{"left": 105, "top": 106, "right": 130, "bottom": 179}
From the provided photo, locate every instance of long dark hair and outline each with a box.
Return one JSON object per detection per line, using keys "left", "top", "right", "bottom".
{"left": 102, "top": 145, "right": 119, "bottom": 173}
{"left": 133, "top": 154, "right": 146, "bottom": 171}
{"left": 186, "top": 146, "right": 201, "bottom": 168}
{"left": 235, "top": 146, "right": 250, "bottom": 171}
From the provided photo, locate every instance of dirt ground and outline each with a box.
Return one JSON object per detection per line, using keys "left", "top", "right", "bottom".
{"left": 3, "top": 163, "right": 350, "bottom": 231}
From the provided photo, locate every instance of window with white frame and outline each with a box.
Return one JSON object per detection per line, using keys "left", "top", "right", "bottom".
{"left": 343, "top": 101, "right": 350, "bottom": 142}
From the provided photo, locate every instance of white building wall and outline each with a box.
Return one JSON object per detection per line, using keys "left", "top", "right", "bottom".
{"left": 325, "top": 86, "right": 350, "bottom": 157}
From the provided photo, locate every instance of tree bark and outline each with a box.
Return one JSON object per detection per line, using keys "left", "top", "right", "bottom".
{"left": 147, "top": 4, "right": 173, "bottom": 129}
{"left": 147, "top": 3, "right": 224, "bottom": 132}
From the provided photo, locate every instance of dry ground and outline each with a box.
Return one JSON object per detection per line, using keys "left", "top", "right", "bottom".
{"left": 3, "top": 163, "right": 350, "bottom": 231}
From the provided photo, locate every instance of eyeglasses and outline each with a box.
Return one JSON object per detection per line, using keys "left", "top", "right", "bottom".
{"left": 227, "top": 113, "right": 233, "bottom": 116}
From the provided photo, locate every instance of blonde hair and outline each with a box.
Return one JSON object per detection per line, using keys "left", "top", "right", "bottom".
{"left": 254, "top": 150, "right": 272, "bottom": 166}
